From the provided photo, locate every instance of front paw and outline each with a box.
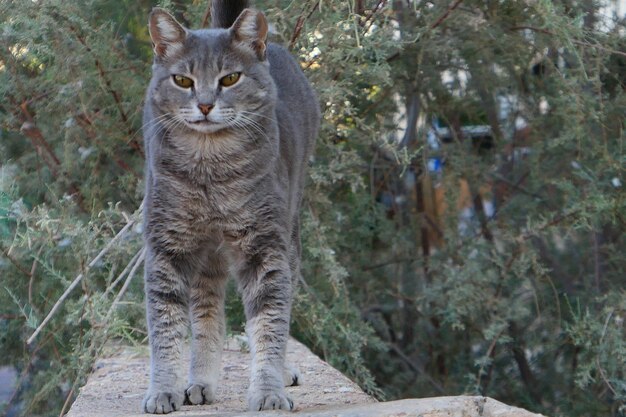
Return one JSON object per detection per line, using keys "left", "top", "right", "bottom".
{"left": 143, "top": 391, "right": 183, "bottom": 414}
{"left": 185, "top": 383, "right": 215, "bottom": 405}
{"left": 248, "top": 389, "right": 294, "bottom": 411}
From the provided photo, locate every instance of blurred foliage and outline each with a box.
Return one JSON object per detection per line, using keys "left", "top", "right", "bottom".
{"left": 1, "top": 0, "right": 625, "bottom": 416}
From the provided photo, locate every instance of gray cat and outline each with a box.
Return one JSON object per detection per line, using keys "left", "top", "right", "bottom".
{"left": 141, "top": 0, "right": 319, "bottom": 413}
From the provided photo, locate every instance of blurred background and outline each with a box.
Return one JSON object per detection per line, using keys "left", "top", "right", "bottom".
{"left": 0, "top": 1, "right": 624, "bottom": 416}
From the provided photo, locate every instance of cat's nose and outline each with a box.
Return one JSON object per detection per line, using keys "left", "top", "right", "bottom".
{"left": 198, "top": 103, "right": 214, "bottom": 116}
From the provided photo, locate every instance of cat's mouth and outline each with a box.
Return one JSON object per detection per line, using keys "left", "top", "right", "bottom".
{"left": 185, "top": 118, "right": 226, "bottom": 134}
{"left": 190, "top": 119, "right": 211, "bottom": 125}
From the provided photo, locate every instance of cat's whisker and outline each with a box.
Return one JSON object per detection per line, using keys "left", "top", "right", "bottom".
{"left": 135, "top": 112, "right": 175, "bottom": 135}
{"left": 153, "top": 115, "right": 183, "bottom": 139}
{"left": 151, "top": 118, "right": 174, "bottom": 137}
{"left": 162, "top": 116, "right": 185, "bottom": 136}
{"left": 231, "top": 115, "right": 270, "bottom": 146}
{"left": 237, "top": 115, "right": 272, "bottom": 145}
{"left": 230, "top": 119, "right": 263, "bottom": 146}
{"left": 129, "top": 112, "right": 179, "bottom": 145}
{"left": 239, "top": 110, "right": 277, "bottom": 124}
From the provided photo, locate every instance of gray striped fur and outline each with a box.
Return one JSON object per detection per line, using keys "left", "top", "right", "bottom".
{"left": 142, "top": 2, "right": 319, "bottom": 414}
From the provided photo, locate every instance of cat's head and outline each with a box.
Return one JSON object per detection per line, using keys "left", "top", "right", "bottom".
{"left": 147, "top": 8, "right": 275, "bottom": 135}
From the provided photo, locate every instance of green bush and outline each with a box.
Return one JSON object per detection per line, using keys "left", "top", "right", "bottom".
{"left": 1, "top": 1, "right": 624, "bottom": 416}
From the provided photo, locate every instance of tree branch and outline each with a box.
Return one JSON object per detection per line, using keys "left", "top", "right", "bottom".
{"left": 26, "top": 207, "right": 142, "bottom": 345}
{"left": 509, "top": 321, "right": 542, "bottom": 403}
{"left": 289, "top": 1, "right": 320, "bottom": 50}
{"left": 431, "top": 0, "right": 464, "bottom": 29}
{"left": 64, "top": 22, "right": 144, "bottom": 157}
{"left": 0, "top": 243, "right": 31, "bottom": 277}
{"left": 18, "top": 101, "right": 87, "bottom": 211}
{"left": 509, "top": 26, "right": 626, "bottom": 58}
{"left": 201, "top": 0, "right": 211, "bottom": 28}
{"left": 388, "top": 342, "right": 445, "bottom": 394}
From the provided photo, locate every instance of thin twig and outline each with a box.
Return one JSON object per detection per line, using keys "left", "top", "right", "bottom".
{"left": 58, "top": 384, "right": 75, "bottom": 417}
{"left": 201, "top": 0, "right": 211, "bottom": 28}
{"left": 26, "top": 209, "right": 141, "bottom": 345}
{"left": 3, "top": 332, "right": 55, "bottom": 415}
{"left": 362, "top": 0, "right": 387, "bottom": 34}
{"left": 102, "top": 248, "right": 143, "bottom": 298}
{"left": 17, "top": 100, "right": 87, "bottom": 211}
{"left": 19, "top": 102, "right": 61, "bottom": 168}
{"left": 476, "top": 328, "right": 504, "bottom": 394}
{"left": 431, "top": 0, "right": 464, "bottom": 29}
{"left": 0, "top": 243, "right": 31, "bottom": 277}
{"left": 106, "top": 247, "right": 145, "bottom": 321}
{"left": 362, "top": 257, "right": 418, "bottom": 271}
{"left": 63, "top": 21, "right": 144, "bottom": 156}
{"left": 490, "top": 171, "right": 544, "bottom": 202}
{"left": 388, "top": 343, "right": 445, "bottom": 394}
{"left": 0, "top": 314, "right": 23, "bottom": 320}
{"left": 73, "top": 113, "right": 140, "bottom": 178}
{"left": 28, "top": 246, "right": 44, "bottom": 308}
{"left": 289, "top": 1, "right": 320, "bottom": 50}
{"left": 517, "top": 209, "right": 580, "bottom": 243}
{"left": 509, "top": 26, "right": 626, "bottom": 58}
{"left": 596, "top": 358, "right": 618, "bottom": 396}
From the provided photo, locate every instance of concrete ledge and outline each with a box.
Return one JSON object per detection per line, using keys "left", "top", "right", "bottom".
{"left": 272, "top": 397, "right": 548, "bottom": 417}
{"left": 66, "top": 338, "right": 375, "bottom": 417}
{"left": 66, "top": 338, "right": 545, "bottom": 417}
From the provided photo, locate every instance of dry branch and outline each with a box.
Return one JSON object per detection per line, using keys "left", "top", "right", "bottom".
{"left": 64, "top": 21, "right": 144, "bottom": 157}
{"left": 289, "top": 1, "right": 320, "bottom": 50}
{"left": 17, "top": 101, "right": 87, "bottom": 211}
{"left": 26, "top": 206, "right": 142, "bottom": 345}
{"left": 102, "top": 247, "right": 143, "bottom": 298}
{"left": 509, "top": 26, "right": 626, "bottom": 58}
{"left": 431, "top": 0, "right": 464, "bottom": 29}
{"left": 106, "top": 248, "right": 146, "bottom": 321}
{"left": 0, "top": 243, "right": 32, "bottom": 277}
{"left": 201, "top": 0, "right": 211, "bottom": 28}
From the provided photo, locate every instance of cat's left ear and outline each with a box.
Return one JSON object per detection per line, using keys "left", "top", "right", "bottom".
{"left": 149, "top": 8, "right": 187, "bottom": 59}
{"left": 231, "top": 9, "right": 268, "bottom": 61}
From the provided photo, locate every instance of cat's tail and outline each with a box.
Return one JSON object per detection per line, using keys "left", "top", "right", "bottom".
{"left": 211, "top": 0, "right": 250, "bottom": 29}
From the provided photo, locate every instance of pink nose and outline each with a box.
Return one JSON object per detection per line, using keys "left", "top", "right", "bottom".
{"left": 198, "top": 103, "right": 214, "bottom": 115}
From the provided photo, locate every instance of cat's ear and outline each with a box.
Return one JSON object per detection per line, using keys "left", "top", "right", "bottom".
{"left": 231, "top": 9, "right": 268, "bottom": 61}
{"left": 148, "top": 8, "right": 187, "bottom": 59}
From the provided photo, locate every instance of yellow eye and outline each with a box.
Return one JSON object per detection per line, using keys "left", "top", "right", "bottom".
{"left": 173, "top": 75, "right": 193, "bottom": 88}
{"left": 219, "top": 72, "right": 241, "bottom": 87}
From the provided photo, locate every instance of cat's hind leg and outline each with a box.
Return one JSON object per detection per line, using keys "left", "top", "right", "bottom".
{"left": 186, "top": 243, "right": 229, "bottom": 405}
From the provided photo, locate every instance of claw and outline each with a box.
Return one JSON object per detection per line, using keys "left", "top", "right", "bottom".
{"left": 143, "top": 391, "right": 183, "bottom": 414}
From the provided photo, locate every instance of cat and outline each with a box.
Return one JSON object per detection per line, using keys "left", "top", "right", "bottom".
{"left": 141, "top": 0, "right": 320, "bottom": 414}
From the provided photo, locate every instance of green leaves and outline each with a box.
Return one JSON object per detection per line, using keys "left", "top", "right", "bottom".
{"left": 0, "top": 1, "right": 624, "bottom": 416}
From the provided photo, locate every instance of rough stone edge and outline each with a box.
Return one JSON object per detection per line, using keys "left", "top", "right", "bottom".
{"left": 65, "top": 337, "right": 375, "bottom": 417}
{"left": 116, "top": 397, "right": 547, "bottom": 417}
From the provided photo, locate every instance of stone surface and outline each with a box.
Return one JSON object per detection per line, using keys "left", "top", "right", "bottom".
{"left": 66, "top": 338, "right": 546, "bottom": 417}
{"left": 256, "top": 397, "right": 547, "bottom": 417}
{"left": 65, "top": 338, "right": 375, "bottom": 417}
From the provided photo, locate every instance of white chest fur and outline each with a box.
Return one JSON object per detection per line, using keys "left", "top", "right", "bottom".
{"left": 171, "top": 131, "right": 246, "bottom": 162}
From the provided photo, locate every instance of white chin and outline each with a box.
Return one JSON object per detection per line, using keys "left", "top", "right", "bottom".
{"left": 186, "top": 122, "right": 226, "bottom": 134}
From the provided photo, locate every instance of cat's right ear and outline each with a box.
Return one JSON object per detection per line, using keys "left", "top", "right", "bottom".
{"left": 148, "top": 8, "right": 187, "bottom": 59}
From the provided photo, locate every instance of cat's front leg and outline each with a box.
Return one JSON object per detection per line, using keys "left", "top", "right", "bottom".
{"left": 186, "top": 243, "right": 229, "bottom": 405}
{"left": 236, "top": 232, "right": 294, "bottom": 411}
{"left": 143, "top": 247, "right": 189, "bottom": 414}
